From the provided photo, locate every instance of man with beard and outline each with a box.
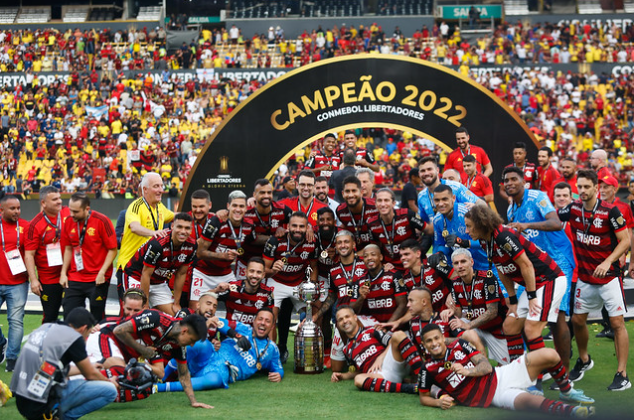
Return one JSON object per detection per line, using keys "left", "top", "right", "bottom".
{"left": 0, "top": 195, "right": 29, "bottom": 373}
{"left": 330, "top": 306, "right": 420, "bottom": 394}
{"left": 418, "top": 324, "right": 594, "bottom": 416}
{"left": 306, "top": 133, "right": 341, "bottom": 181}
{"left": 368, "top": 188, "right": 430, "bottom": 272}
{"left": 59, "top": 193, "right": 117, "bottom": 320}
{"left": 263, "top": 211, "right": 318, "bottom": 363}
{"left": 315, "top": 176, "right": 339, "bottom": 214}
{"left": 242, "top": 179, "right": 292, "bottom": 279}
{"left": 196, "top": 190, "right": 258, "bottom": 300}
{"left": 122, "top": 213, "right": 197, "bottom": 315}
{"left": 25, "top": 186, "right": 71, "bottom": 325}
{"left": 351, "top": 245, "right": 407, "bottom": 323}
{"left": 558, "top": 170, "right": 631, "bottom": 391}
{"left": 279, "top": 170, "right": 326, "bottom": 229}
{"left": 536, "top": 147, "right": 560, "bottom": 201}
{"left": 553, "top": 158, "right": 578, "bottom": 199}
{"left": 417, "top": 156, "right": 479, "bottom": 253}
{"left": 181, "top": 189, "right": 215, "bottom": 307}
{"left": 432, "top": 184, "right": 491, "bottom": 275}
{"left": 314, "top": 230, "right": 373, "bottom": 373}
{"left": 213, "top": 257, "right": 273, "bottom": 326}
{"left": 336, "top": 176, "right": 378, "bottom": 253}
{"left": 156, "top": 307, "right": 283, "bottom": 392}
{"left": 340, "top": 130, "right": 379, "bottom": 172}
{"left": 443, "top": 127, "right": 493, "bottom": 178}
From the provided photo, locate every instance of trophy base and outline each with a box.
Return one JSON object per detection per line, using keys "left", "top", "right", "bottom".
{"left": 294, "top": 366, "right": 324, "bottom": 374}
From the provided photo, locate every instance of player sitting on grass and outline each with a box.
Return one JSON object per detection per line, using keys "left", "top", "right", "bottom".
{"left": 156, "top": 304, "right": 283, "bottom": 392}
{"left": 330, "top": 305, "right": 422, "bottom": 394}
{"left": 418, "top": 324, "right": 595, "bottom": 417}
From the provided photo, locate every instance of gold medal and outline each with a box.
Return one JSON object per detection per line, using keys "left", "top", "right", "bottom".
{"left": 486, "top": 270, "right": 494, "bottom": 278}
{"left": 281, "top": 257, "right": 288, "bottom": 264}
{"left": 444, "top": 361, "right": 453, "bottom": 370}
{"left": 466, "top": 312, "right": 472, "bottom": 320}
{"left": 442, "top": 230, "right": 449, "bottom": 238}
{"left": 229, "top": 284, "right": 238, "bottom": 292}
{"left": 237, "top": 247, "right": 245, "bottom": 255}
{"left": 256, "top": 362, "right": 262, "bottom": 371}
{"left": 321, "top": 250, "right": 329, "bottom": 259}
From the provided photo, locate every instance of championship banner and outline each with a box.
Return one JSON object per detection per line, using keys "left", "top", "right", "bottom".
{"left": 180, "top": 55, "right": 540, "bottom": 212}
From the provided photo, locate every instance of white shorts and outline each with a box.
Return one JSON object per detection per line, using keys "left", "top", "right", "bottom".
{"left": 331, "top": 315, "right": 378, "bottom": 361}
{"left": 124, "top": 276, "right": 174, "bottom": 307}
{"left": 149, "top": 282, "right": 174, "bottom": 307}
{"left": 474, "top": 328, "right": 510, "bottom": 365}
{"left": 190, "top": 269, "right": 235, "bottom": 301}
{"left": 491, "top": 355, "right": 536, "bottom": 410}
{"left": 379, "top": 345, "right": 409, "bottom": 383}
{"left": 318, "top": 275, "right": 330, "bottom": 303}
{"left": 235, "top": 260, "right": 247, "bottom": 280}
{"left": 517, "top": 276, "right": 565, "bottom": 323}
{"left": 86, "top": 331, "right": 123, "bottom": 363}
{"left": 268, "top": 279, "right": 306, "bottom": 312}
{"left": 573, "top": 277, "right": 626, "bottom": 317}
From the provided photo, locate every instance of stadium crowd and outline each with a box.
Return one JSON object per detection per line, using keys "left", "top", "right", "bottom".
{"left": 3, "top": 18, "right": 634, "bottom": 75}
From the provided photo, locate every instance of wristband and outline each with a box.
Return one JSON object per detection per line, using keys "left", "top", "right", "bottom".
{"left": 508, "top": 295, "right": 518, "bottom": 305}
{"left": 526, "top": 291, "right": 537, "bottom": 300}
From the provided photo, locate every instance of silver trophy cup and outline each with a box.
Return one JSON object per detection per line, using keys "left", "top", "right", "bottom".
{"left": 293, "top": 268, "right": 324, "bottom": 374}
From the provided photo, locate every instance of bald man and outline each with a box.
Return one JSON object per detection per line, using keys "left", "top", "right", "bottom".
{"left": 590, "top": 149, "right": 610, "bottom": 180}
{"left": 442, "top": 169, "right": 462, "bottom": 183}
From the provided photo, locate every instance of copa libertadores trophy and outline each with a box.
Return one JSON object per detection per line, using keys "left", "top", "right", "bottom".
{"left": 293, "top": 266, "right": 324, "bottom": 374}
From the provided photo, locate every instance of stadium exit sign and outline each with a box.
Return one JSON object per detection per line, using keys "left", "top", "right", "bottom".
{"left": 436, "top": 5, "right": 503, "bottom": 20}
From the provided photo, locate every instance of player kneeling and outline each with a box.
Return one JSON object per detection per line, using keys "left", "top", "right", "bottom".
{"left": 418, "top": 324, "right": 595, "bottom": 417}
{"left": 331, "top": 306, "right": 422, "bottom": 394}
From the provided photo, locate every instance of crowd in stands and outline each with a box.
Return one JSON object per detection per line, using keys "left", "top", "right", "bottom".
{"left": 3, "top": 19, "right": 634, "bottom": 74}
{"left": 2, "top": 18, "right": 634, "bottom": 195}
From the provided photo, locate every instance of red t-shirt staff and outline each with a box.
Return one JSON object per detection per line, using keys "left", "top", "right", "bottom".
{"left": 24, "top": 186, "right": 71, "bottom": 323}
{"left": 60, "top": 194, "right": 118, "bottom": 321}
{"left": 0, "top": 195, "right": 29, "bottom": 368}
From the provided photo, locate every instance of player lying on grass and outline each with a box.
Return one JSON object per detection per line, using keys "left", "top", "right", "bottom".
{"left": 418, "top": 323, "right": 595, "bottom": 417}
{"left": 330, "top": 305, "right": 422, "bottom": 394}
{"left": 157, "top": 304, "right": 283, "bottom": 392}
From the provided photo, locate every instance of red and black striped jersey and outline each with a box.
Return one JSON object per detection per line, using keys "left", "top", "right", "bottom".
{"left": 336, "top": 198, "right": 378, "bottom": 250}
{"left": 243, "top": 202, "right": 292, "bottom": 259}
{"left": 479, "top": 225, "right": 562, "bottom": 287}
{"left": 316, "top": 232, "right": 337, "bottom": 278}
{"left": 217, "top": 280, "right": 274, "bottom": 326}
{"left": 560, "top": 199, "right": 626, "bottom": 285}
{"left": 262, "top": 236, "right": 317, "bottom": 286}
{"left": 305, "top": 150, "right": 341, "bottom": 179}
{"left": 450, "top": 271, "right": 505, "bottom": 338}
{"left": 367, "top": 209, "right": 426, "bottom": 271}
{"left": 418, "top": 339, "right": 497, "bottom": 408}
{"left": 352, "top": 269, "right": 406, "bottom": 322}
{"left": 329, "top": 259, "right": 368, "bottom": 307}
{"left": 402, "top": 262, "right": 452, "bottom": 313}
{"left": 124, "top": 233, "right": 197, "bottom": 285}
{"left": 504, "top": 162, "right": 536, "bottom": 189}
{"left": 408, "top": 313, "right": 464, "bottom": 352}
{"left": 188, "top": 212, "right": 215, "bottom": 241}
{"left": 114, "top": 309, "right": 186, "bottom": 364}
{"left": 184, "top": 212, "right": 214, "bottom": 290}
{"left": 200, "top": 216, "right": 257, "bottom": 276}
{"left": 342, "top": 326, "right": 388, "bottom": 373}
